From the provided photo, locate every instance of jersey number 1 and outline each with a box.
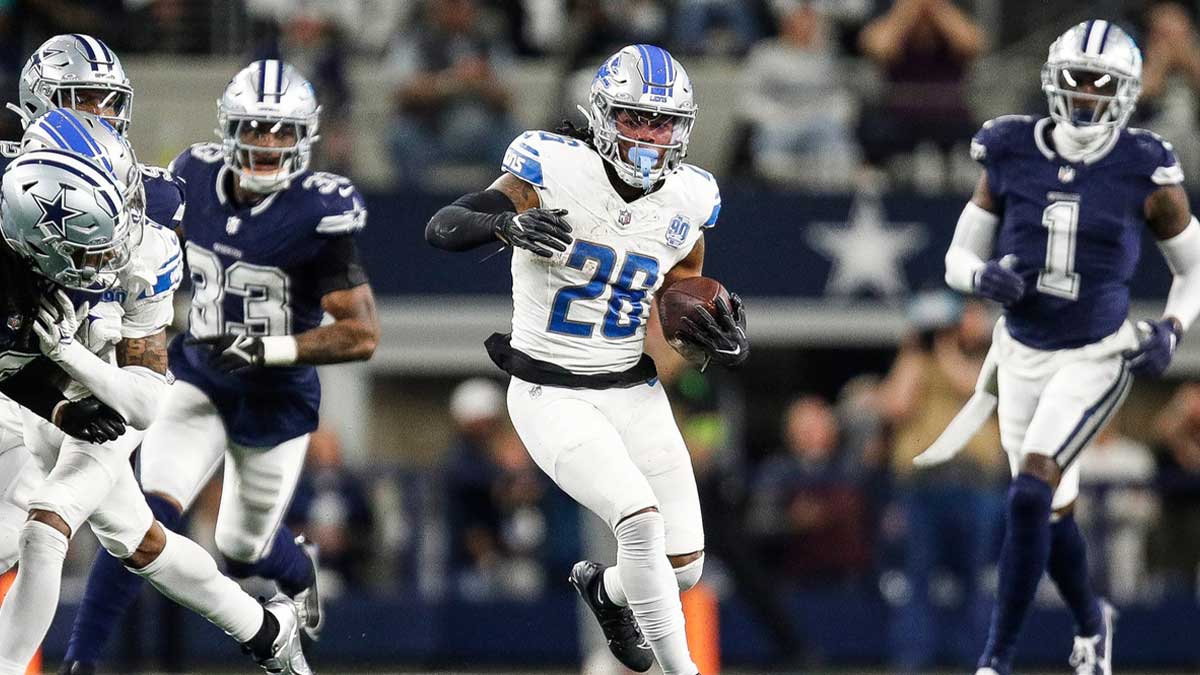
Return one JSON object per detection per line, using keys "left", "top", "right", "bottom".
{"left": 548, "top": 241, "right": 660, "bottom": 339}
{"left": 1038, "top": 200, "right": 1081, "bottom": 301}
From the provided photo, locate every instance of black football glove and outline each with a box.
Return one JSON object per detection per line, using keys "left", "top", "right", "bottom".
{"left": 495, "top": 208, "right": 573, "bottom": 258}
{"left": 188, "top": 334, "right": 265, "bottom": 374}
{"left": 57, "top": 396, "right": 127, "bottom": 443}
{"left": 679, "top": 294, "right": 750, "bottom": 369}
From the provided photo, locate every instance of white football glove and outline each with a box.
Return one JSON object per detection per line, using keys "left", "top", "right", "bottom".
{"left": 32, "top": 290, "right": 89, "bottom": 361}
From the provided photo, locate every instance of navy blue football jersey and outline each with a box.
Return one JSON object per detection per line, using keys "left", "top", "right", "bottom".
{"left": 971, "top": 116, "right": 1184, "bottom": 350}
{"left": 167, "top": 142, "right": 368, "bottom": 446}
{"left": 141, "top": 165, "right": 186, "bottom": 231}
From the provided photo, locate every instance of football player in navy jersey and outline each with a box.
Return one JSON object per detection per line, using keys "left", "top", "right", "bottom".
{"left": 62, "top": 59, "right": 378, "bottom": 675}
{"left": 936, "top": 21, "right": 1200, "bottom": 675}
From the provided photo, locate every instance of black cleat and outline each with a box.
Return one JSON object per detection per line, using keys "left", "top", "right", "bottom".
{"left": 569, "top": 560, "right": 654, "bottom": 672}
{"left": 58, "top": 662, "right": 95, "bottom": 675}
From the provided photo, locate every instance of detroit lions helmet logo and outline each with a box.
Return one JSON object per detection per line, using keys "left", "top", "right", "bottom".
{"left": 666, "top": 215, "right": 690, "bottom": 248}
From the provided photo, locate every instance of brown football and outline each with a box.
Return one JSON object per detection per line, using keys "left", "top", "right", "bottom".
{"left": 657, "top": 276, "right": 730, "bottom": 362}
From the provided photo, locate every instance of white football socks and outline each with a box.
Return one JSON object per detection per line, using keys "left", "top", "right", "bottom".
{"left": 131, "top": 528, "right": 264, "bottom": 642}
{"left": 603, "top": 551, "right": 706, "bottom": 604}
{"left": 613, "top": 511, "right": 697, "bottom": 675}
{"left": 0, "top": 520, "right": 69, "bottom": 675}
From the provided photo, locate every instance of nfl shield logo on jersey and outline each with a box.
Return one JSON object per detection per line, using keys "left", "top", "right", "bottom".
{"left": 666, "top": 215, "right": 690, "bottom": 248}
{"left": 617, "top": 208, "right": 632, "bottom": 228}
{"left": 5, "top": 314, "right": 21, "bottom": 332}
{"left": 226, "top": 215, "right": 241, "bottom": 235}
{"left": 1058, "top": 165, "right": 1076, "bottom": 183}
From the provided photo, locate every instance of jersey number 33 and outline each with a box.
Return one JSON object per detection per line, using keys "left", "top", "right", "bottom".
{"left": 187, "top": 242, "right": 291, "bottom": 337}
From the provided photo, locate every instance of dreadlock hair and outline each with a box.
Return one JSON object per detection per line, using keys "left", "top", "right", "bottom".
{"left": 0, "top": 238, "right": 44, "bottom": 339}
{"left": 555, "top": 118, "right": 595, "bottom": 148}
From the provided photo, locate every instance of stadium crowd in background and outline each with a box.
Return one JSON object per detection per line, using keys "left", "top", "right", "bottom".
{"left": 13, "top": 1, "right": 1200, "bottom": 671}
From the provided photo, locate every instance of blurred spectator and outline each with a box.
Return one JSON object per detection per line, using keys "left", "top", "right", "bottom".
{"left": 1150, "top": 383, "right": 1200, "bottom": 596}
{"left": 672, "top": 0, "right": 766, "bottom": 56}
{"left": 19, "top": 0, "right": 127, "bottom": 47}
{"left": 748, "top": 395, "right": 871, "bottom": 584}
{"left": 385, "top": 0, "right": 521, "bottom": 188}
{"left": 655, "top": 343, "right": 807, "bottom": 664}
{"left": 1077, "top": 425, "right": 1157, "bottom": 603}
{"left": 287, "top": 428, "right": 375, "bottom": 594}
{"left": 876, "top": 292, "right": 1003, "bottom": 673}
{"left": 856, "top": 0, "right": 984, "bottom": 191}
{"left": 245, "top": 1, "right": 362, "bottom": 174}
{"left": 443, "top": 378, "right": 550, "bottom": 600}
{"left": 740, "top": 0, "right": 858, "bottom": 190}
{"left": 1137, "top": 2, "right": 1200, "bottom": 182}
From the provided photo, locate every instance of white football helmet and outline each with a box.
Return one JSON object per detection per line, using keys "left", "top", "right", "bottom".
{"left": 217, "top": 60, "right": 321, "bottom": 193}
{"left": 12, "top": 34, "right": 134, "bottom": 134}
{"left": 583, "top": 45, "right": 696, "bottom": 191}
{"left": 1042, "top": 20, "right": 1142, "bottom": 142}
{"left": 1, "top": 149, "right": 135, "bottom": 291}
{"left": 20, "top": 108, "right": 146, "bottom": 241}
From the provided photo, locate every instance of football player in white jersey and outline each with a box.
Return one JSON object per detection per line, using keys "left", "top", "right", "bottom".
{"left": 0, "top": 35, "right": 191, "bottom": 586}
{"left": 427, "top": 45, "right": 748, "bottom": 675}
{"left": 0, "top": 33, "right": 155, "bottom": 575}
{"left": 0, "top": 118, "right": 310, "bottom": 674}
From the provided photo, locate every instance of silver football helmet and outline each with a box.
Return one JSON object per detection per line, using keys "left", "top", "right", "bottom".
{"left": 1042, "top": 20, "right": 1142, "bottom": 142}
{"left": 1, "top": 148, "right": 135, "bottom": 291}
{"left": 11, "top": 34, "right": 134, "bottom": 134}
{"left": 217, "top": 59, "right": 321, "bottom": 194}
{"left": 20, "top": 108, "right": 146, "bottom": 241}
{"left": 583, "top": 45, "right": 696, "bottom": 191}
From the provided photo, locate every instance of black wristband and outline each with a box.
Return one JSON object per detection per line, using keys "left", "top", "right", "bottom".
{"left": 425, "top": 189, "right": 518, "bottom": 252}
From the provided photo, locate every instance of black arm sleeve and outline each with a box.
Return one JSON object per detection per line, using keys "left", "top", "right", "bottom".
{"left": 0, "top": 357, "right": 67, "bottom": 423}
{"left": 425, "top": 189, "right": 518, "bottom": 252}
{"left": 313, "top": 235, "right": 370, "bottom": 296}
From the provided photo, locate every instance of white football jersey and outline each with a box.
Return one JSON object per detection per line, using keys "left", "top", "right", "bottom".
{"left": 70, "top": 223, "right": 182, "bottom": 385}
{"left": 501, "top": 130, "right": 721, "bottom": 374}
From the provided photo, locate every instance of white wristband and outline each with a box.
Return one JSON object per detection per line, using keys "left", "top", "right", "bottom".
{"left": 261, "top": 336, "right": 299, "bottom": 366}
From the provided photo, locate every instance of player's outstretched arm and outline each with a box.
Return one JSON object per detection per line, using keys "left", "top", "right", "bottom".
{"left": 1127, "top": 184, "right": 1200, "bottom": 377}
{"left": 293, "top": 284, "right": 380, "bottom": 365}
{"left": 426, "top": 174, "right": 573, "bottom": 258}
{"left": 32, "top": 291, "right": 170, "bottom": 431}
{"left": 0, "top": 358, "right": 126, "bottom": 442}
{"left": 1147, "top": 185, "right": 1200, "bottom": 334}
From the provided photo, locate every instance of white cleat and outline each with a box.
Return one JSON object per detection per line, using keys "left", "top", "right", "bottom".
{"left": 292, "top": 535, "right": 325, "bottom": 640}
{"left": 1070, "top": 599, "right": 1116, "bottom": 675}
{"left": 254, "top": 593, "right": 314, "bottom": 675}
{"left": 975, "top": 669, "right": 1001, "bottom": 675}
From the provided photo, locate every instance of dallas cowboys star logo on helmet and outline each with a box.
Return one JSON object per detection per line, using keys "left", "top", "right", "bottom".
{"left": 31, "top": 186, "right": 85, "bottom": 235}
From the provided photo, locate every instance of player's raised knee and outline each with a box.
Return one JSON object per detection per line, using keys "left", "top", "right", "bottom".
{"left": 670, "top": 551, "right": 704, "bottom": 591}
{"left": 124, "top": 522, "right": 167, "bottom": 569}
{"left": 28, "top": 508, "right": 70, "bottom": 538}
{"left": 213, "top": 526, "right": 266, "bottom": 566}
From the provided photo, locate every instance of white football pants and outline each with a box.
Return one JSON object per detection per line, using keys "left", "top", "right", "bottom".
{"left": 994, "top": 319, "right": 1138, "bottom": 510}
{"left": 139, "top": 381, "right": 309, "bottom": 563}
{"left": 506, "top": 376, "right": 704, "bottom": 555}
